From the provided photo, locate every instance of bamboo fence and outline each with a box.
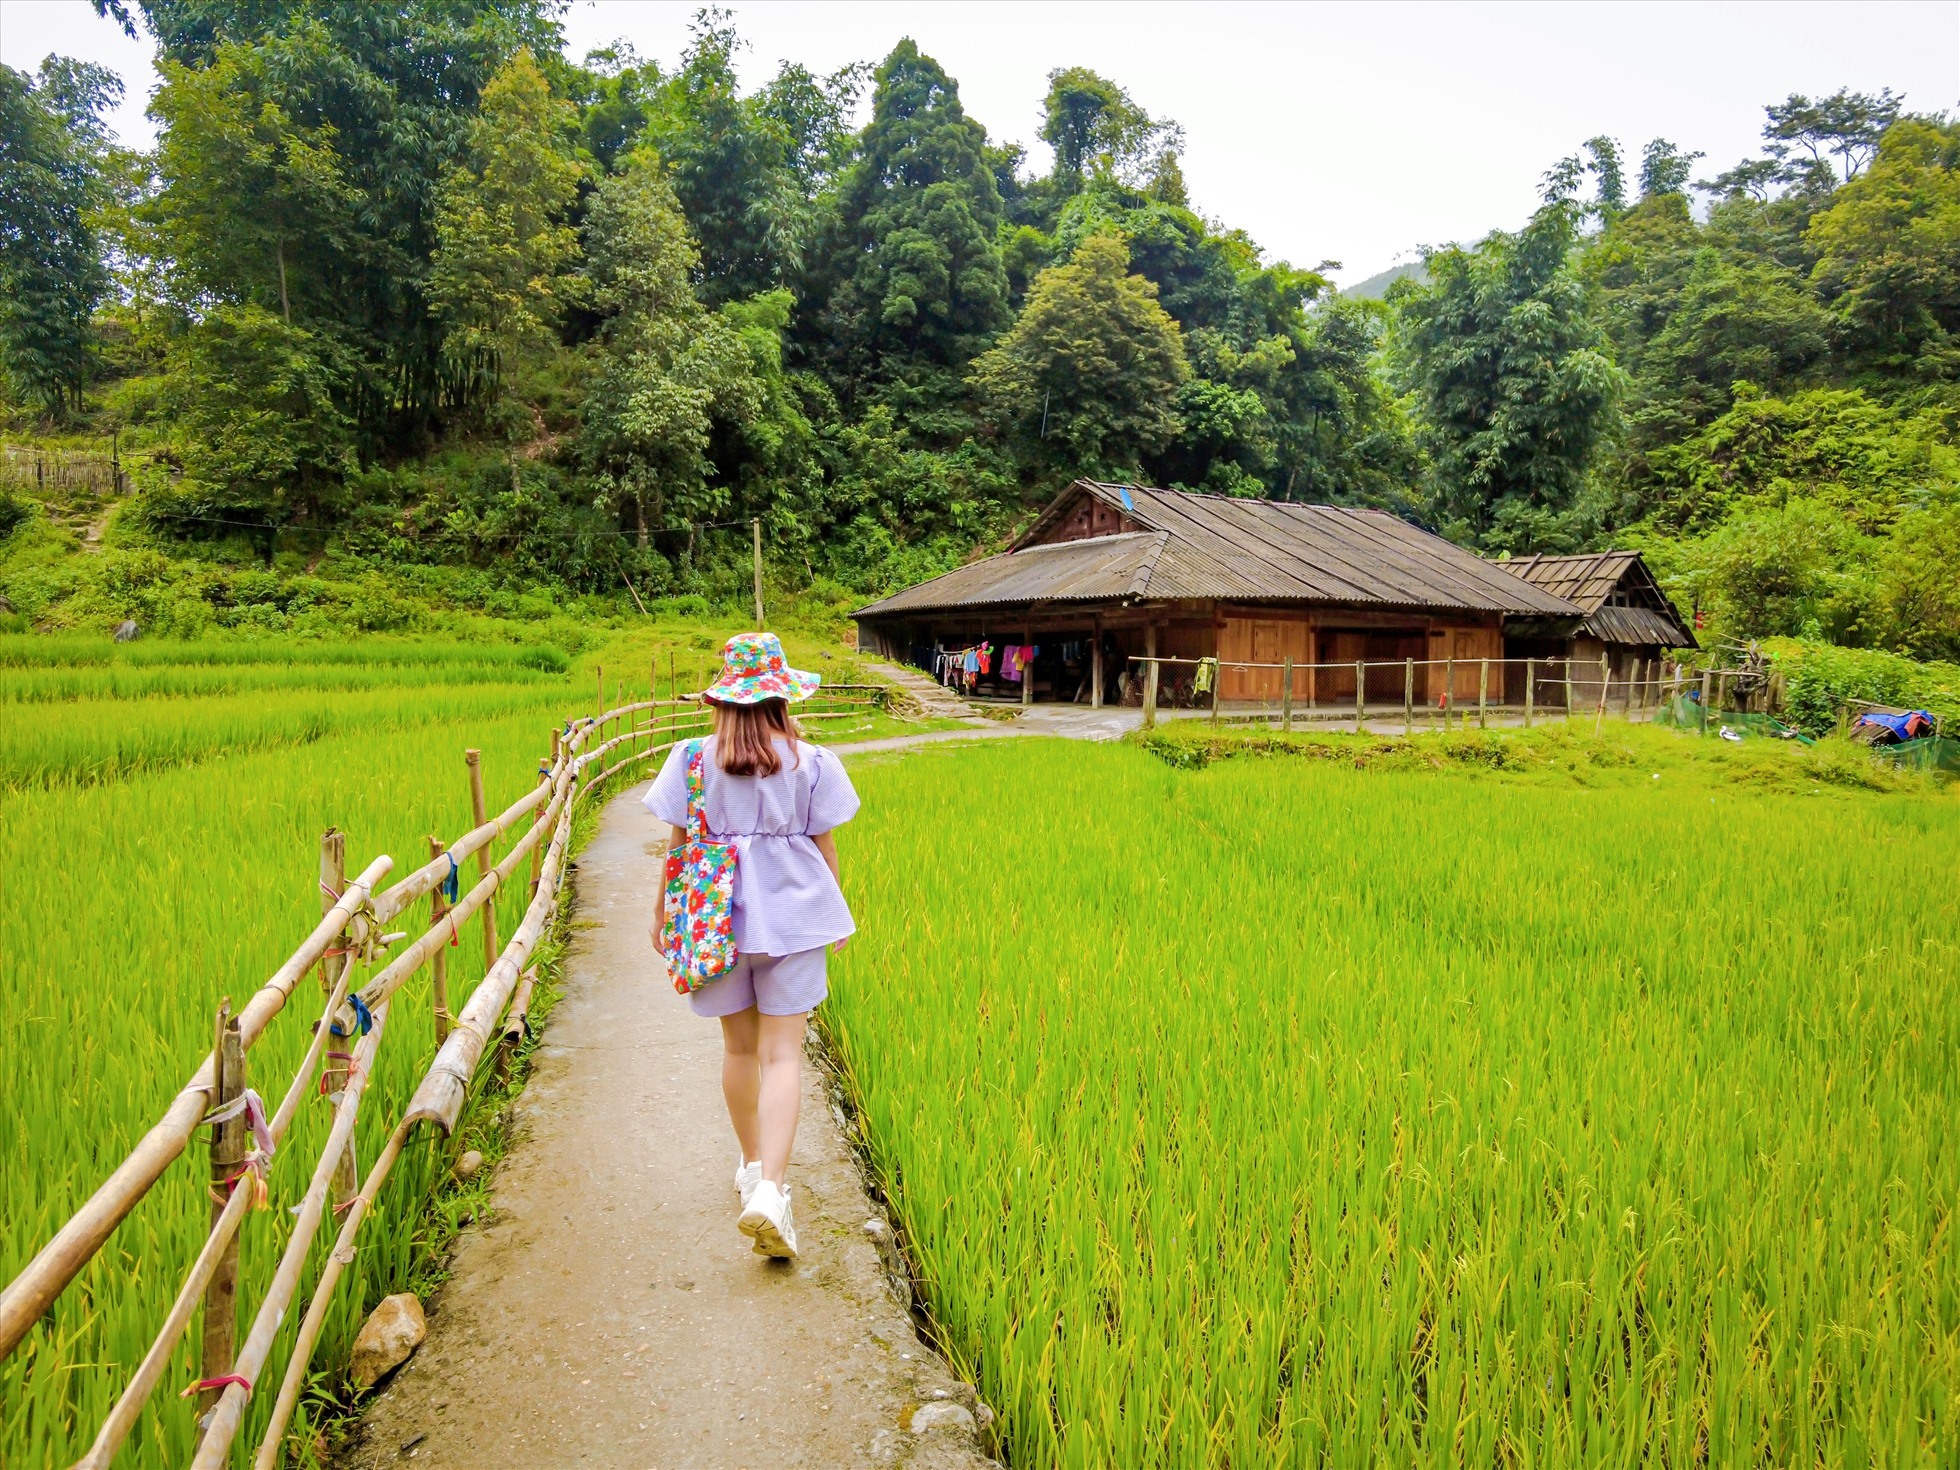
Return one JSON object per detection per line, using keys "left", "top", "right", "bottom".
{"left": 0, "top": 677, "right": 887, "bottom": 1469}
{"left": 1125, "top": 653, "right": 1700, "bottom": 734}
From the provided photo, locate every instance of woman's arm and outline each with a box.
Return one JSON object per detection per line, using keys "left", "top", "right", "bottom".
{"left": 648, "top": 823, "right": 687, "bottom": 952}
{"left": 811, "top": 830, "right": 849, "bottom": 951}
{"left": 811, "top": 829, "right": 841, "bottom": 886}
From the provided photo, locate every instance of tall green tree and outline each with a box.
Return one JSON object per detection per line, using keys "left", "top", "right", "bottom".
{"left": 133, "top": 0, "right": 561, "bottom": 442}
{"left": 1040, "top": 67, "right": 1176, "bottom": 188}
{"left": 1807, "top": 116, "right": 1960, "bottom": 383}
{"left": 807, "top": 40, "right": 1010, "bottom": 424}
{"left": 0, "top": 58, "right": 119, "bottom": 414}
{"left": 969, "top": 231, "right": 1187, "bottom": 475}
{"left": 579, "top": 152, "right": 761, "bottom": 561}
{"left": 1395, "top": 198, "right": 1623, "bottom": 551}
{"left": 427, "top": 47, "right": 584, "bottom": 405}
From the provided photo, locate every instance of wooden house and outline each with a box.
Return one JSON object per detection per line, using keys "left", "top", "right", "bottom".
{"left": 853, "top": 480, "right": 1587, "bottom": 707}
{"left": 1495, "top": 551, "right": 1696, "bottom": 704}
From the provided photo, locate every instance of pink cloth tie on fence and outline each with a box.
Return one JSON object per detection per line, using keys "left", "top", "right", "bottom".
{"left": 180, "top": 1373, "right": 251, "bottom": 1398}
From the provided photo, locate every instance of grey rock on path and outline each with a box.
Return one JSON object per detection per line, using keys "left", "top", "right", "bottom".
{"left": 346, "top": 786, "right": 996, "bottom": 1470}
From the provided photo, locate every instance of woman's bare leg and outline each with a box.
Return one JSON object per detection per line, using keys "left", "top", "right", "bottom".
{"left": 755, "top": 1012, "right": 807, "bottom": 1184}
{"left": 718, "top": 1008, "right": 762, "bottom": 1164}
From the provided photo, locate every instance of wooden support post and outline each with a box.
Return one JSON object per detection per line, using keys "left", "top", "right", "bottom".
{"left": 1524, "top": 659, "right": 1535, "bottom": 728}
{"left": 1478, "top": 658, "right": 1488, "bottom": 730}
{"left": 316, "top": 829, "right": 344, "bottom": 995}
{"left": 1142, "top": 626, "right": 1159, "bottom": 730}
{"left": 428, "top": 837, "right": 452, "bottom": 1045}
{"left": 1404, "top": 658, "right": 1414, "bottom": 735}
{"left": 752, "top": 518, "right": 766, "bottom": 628}
{"left": 1281, "top": 657, "right": 1293, "bottom": 733}
{"left": 199, "top": 1003, "right": 245, "bottom": 1426}
{"left": 1091, "top": 615, "right": 1104, "bottom": 710}
{"left": 1022, "top": 625, "right": 1033, "bottom": 707}
{"left": 465, "top": 750, "right": 498, "bottom": 968}
{"left": 1354, "top": 660, "right": 1365, "bottom": 734}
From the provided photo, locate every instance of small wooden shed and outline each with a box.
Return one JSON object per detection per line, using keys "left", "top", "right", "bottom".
{"left": 1496, "top": 551, "right": 1696, "bottom": 703}
{"left": 853, "top": 480, "right": 1585, "bottom": 707}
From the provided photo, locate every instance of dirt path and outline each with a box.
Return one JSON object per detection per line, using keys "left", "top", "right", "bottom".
{"left": 347, "top": 783, "right": 998, "bottom": 1470}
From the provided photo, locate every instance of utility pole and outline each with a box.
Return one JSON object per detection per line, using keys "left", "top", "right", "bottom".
{"left": 752, "top": 518, "right": 765, "bottom": 629}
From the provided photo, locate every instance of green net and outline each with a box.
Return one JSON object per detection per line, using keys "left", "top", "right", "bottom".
{"left": 1654, "top": 698, "right": 1816, "bottom": 744}
{"left": 1871, "top": 735, "right": 1960, "bottom": 773}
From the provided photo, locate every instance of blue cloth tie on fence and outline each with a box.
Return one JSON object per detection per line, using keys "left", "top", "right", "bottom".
{"left": 441, "top": 851, "right": 460, "bottom": 903}
{"left": 332, "top": 993, "right": 374, "bottom": 1038}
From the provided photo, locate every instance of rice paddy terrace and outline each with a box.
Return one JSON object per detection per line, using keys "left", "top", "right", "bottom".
{"left": 2, "top": 637, "right": 1955, "bottom": 1468}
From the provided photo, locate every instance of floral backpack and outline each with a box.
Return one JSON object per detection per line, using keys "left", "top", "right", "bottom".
{"left": 661, "top": 740, "right": 739, "bottom": 992}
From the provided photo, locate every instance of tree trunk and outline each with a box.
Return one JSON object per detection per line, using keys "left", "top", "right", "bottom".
{"left": 275, "top": 241, "right": 291, "bottom": 325}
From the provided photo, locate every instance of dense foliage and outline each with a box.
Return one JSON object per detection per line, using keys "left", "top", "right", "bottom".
{"left": 0, "top": 5, "right": 1953, "bottom": 659}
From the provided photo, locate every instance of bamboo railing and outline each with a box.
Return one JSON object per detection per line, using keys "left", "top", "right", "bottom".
{"left": 1124, "top": 653, "right": 1695, "bottom": 733}
{"left": 1, "top": 679, "right": 888, "bottom": 1469}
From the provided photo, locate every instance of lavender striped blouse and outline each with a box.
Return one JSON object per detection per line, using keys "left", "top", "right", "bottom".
{"left": 644, "top": 736, "right": 860, "bottom": 956}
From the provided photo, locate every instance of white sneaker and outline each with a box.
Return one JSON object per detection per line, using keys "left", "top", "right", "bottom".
{"left": 734, "top": 1158, "right": 762, "bottom": 1206}
{"left": 738, "top": 1180, "right": 798, "bottom": 1259}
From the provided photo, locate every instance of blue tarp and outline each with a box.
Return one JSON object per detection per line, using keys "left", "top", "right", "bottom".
{"left": 1856, "top": 711, "right": 1937, "bottom": 741}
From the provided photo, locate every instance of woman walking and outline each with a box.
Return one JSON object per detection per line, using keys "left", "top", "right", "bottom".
{"left": 646, "top": 633, "right": 859, "bottom": 1260}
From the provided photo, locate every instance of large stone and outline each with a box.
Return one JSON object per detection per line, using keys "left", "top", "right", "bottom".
{"left": 350, "top": 1293, "right": 426, "bottom": 1388}
{"left": 111, "top": 619, "right": 138, "bottom": 643}
{"left": 453, "top": 1149, "right": 484, "bottom": 1180}
{"left": 907, "top": 1401, "right": 976, "bottom": 1436}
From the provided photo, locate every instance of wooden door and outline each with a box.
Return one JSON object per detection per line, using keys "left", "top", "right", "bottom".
{"left": 1220, "top": 618, "right": 1308, "bottom": 701}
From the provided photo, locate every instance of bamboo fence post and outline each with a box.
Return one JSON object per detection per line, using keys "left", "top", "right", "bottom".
{"left": 316, "top": 830, "right": 344, "bottom": 995}
{"left": 753, "top": 518, "right": 766, "bottom": 627}
{"left": 1403, "top": 658, "right": 1414, "bottom": 735}
{"left": 428, "top": 836, "right": 452, "bottom": 1045}
{"left": 1699, "top": 667, "right": 1714, "bottom": 733}
{"left": 1478, "top": 658, "right": 1489, "bottom": 730}
{"left": 1211, "top": 658, "right": 1221, "bottom": 726}
{"left": 1281, "top": 657, "right": 1293, "bottom": 732}
{"left": 1444, "top": 657, "right": 1455, "bottom": 730}
{"left": 1142, "top": 628, "right": 1160, "bottom": 730}
{"left": 1564, "top": 658, "right": 1575, "bottom": 722}
{"left": 1354, "top": 660, "right": 1365, "bottom": 733}
{"left": 1594, "top": 652, "right": 1611, "bottom": 737}
{"left": 198, "top": 1004, "right": 244, "bottom": 1426}
{"left": 1632, "top": 658, "right": 1646, "bottom": 718}
{"left": 465, "top": 750, "right": 498, "bottom": 969}
{"left": 1525, "top": 658, "right": 1535, "bottom": 728}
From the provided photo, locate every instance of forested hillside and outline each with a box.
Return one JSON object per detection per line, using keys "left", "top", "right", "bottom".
{"left": 0, "top": 2, "right": 1954, "bottom": 660}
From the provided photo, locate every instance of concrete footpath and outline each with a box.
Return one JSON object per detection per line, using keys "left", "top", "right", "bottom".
{"left": 345, "top": 783, "right": 998, "bottom": 1470}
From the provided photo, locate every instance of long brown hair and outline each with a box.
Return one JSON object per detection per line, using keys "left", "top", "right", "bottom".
{"left": 710, "top": 697, "right": 802, "bottom": 777}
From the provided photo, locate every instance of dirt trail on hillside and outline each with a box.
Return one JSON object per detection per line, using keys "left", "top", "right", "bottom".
{"left": 346, "top": 780, "right": 998, "bottom": 1470}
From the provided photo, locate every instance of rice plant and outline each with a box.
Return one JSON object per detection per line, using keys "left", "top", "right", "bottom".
{"left": 826, "top": 738, "right": 1960, "bottom": 1468}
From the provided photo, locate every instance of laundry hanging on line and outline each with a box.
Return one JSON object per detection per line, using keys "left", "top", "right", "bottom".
{"left": 999, "top": 645, "right": 1040, "bottom": 681}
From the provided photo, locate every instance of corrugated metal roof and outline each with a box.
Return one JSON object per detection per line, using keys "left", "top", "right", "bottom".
{"left": 854, "top": 530, "right": 1165, "bottom": 615}
{"left": 857, "top": 482, "right": 1584, "bottom": 619}
{"left": 1498, "top": 551, "right": 1696, "bottom": 647}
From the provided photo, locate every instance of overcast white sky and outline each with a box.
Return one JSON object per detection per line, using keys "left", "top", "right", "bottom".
{"left": 4, "top": 0, "right": 1956, "bottom": 285}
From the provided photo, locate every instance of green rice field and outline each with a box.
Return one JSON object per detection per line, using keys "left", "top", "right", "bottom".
{"left": 0, "top": 625, "right": 902, "bottom": 1466}
{"left": 827, "top": 734, "right": 1960, "bottom": 1467}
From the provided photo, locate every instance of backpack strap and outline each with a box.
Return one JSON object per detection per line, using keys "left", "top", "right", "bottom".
{"left": 684, "top": 738, "right": 708, "bottom": 840}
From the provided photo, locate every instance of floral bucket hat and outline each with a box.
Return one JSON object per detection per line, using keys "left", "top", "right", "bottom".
{"left": 702, "top": 632, "right": 821, "bottom": 705}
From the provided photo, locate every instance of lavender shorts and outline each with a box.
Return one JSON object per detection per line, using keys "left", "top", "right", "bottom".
{"left": 688, "top": 947, "right": 829, "bottom": 1018}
